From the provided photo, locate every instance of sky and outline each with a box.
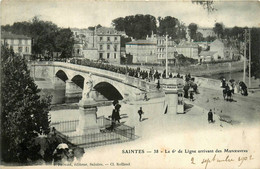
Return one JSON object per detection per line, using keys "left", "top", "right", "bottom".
{"left": 1, "top": 0, "right": 260, "bottom": 29}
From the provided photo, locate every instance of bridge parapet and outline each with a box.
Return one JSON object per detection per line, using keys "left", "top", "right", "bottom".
{"left": 29, "top": 61, "right": 158, "bottom": 92}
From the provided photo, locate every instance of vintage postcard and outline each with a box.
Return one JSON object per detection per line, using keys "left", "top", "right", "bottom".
{"left": 1, "top": 0, "right": 260, "bottom": 168}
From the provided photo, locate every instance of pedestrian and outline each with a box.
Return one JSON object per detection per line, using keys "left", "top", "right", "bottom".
{"left": 208, "top": 109, "right": 214, "bottom": 123}
{"left": 111, "top": 108, "right": 116, "bottom": 128}
{"left": 169, "top": 72, "right": 173, "bottom": 78}
{"left": 221, "top": 78, "right": 226, "bottom": 88}
{"left": 190, "top": 91, "right": 194, "bottom": 101}
{"left": 138, "top": 107, "right": 144, "bottom": 122}
{"left": 157, "top": 80, "right": 160, "bottom": 90}
{"left": 177, "top": 73, "right": 180, "bottom": 78}
{"left": 115, "top": 104, "right": 121, "bottom": 123}
{"left": 188, "top": 73, "right": 191, "bottom": 79}
{"left": 144, "top": 93, "right": 148, "bottom": 101}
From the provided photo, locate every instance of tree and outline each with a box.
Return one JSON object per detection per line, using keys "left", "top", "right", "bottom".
{"left": 176, "top": 21, "right": 187, "bottom": 41}
{"left": 195, "top": 32, "right": 204, "bottom": 42}
{"left": 112, "top": 14, "right": 157, "bottom": 39}
{"left": 192, "top": 0, "right": 216, "bottom": 13}
{"left": 205, "top": 36, "right": 216, "bottom": 42}
{"left": 213, "top": 23, "right": 224, "bottom": 38}
{"left": 188, "top": 23, "right": 198, "bottom": 41}
{"left": 111, "top": 17, "right": 125, "bottom": 31}
{"left": 158, "top": 16, "right": 179, "bottom": 39}
{"left": 54, "top": 28, "right": 75, "bottom": 58}
{"left": 1, "top": 45, "right": 51, "bottom": 163}
{"left": 88, "top": 24, "right": 102, "bottom": 31}
{"left": 120, "top": 36, "right": 132, "bottom": 47}
{"left": 1, "top": 16, "right": 74, "bottom": 59}
{"left": 248, "top": 28, "right": 260, "bottom": 79}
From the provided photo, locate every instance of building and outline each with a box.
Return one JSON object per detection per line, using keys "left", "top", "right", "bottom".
{"left": 199, "top": 51, "right": 218, "bottom": 62}
{"left": 1, "top": 32, "right": 32, "bottom": 59}
{"left": 209, "top": 39, "right": 225, "bottom": 59}
{"left": 156, "top": 36, "right": 177, "bottom": 64}
{"left": 175, "top": 41, "right": 199, "bottom": 60}
{"left": 193, "top": 41, "right": 211, "bottom": 50}
{"left": 198, "top": 39, "right": 241, "bottom": 62}
{"left": 71, "top": 28, "right": 96, "bottom": 57}
{"left": 96, "top": 27, "right": 121, "bottom": 63}
{"left": 71, "top": 28, "right": 95, "bottom": 47}
{"left": 126, "top": 34, "right": 200, "bottom": 64}
{"left": 125, "top": 35, "right": 157, "bottom": 64}
{"left": 72, "top": 27, "right": 123, "bottom": 63}
{"left": 197, "top": 28, "right": 216, "bottom": 38}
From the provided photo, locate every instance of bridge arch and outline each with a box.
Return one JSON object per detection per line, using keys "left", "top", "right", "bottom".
{"left": 55, "top": 70, "right": 69, "bottom": 82}
{"left": 94, "top": 82, "right": 123, "bottom": 100}
{"left": 71, "top": 75, "right": 85, "bottom": 89}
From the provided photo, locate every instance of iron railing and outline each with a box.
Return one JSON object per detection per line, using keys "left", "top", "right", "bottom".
{"left": 50, "top": 116, "right": 136, "bottom": 148}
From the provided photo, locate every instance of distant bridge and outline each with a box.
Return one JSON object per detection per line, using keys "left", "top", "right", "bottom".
{"left": 29, "top": 61, "right": 158, "bottom": 103}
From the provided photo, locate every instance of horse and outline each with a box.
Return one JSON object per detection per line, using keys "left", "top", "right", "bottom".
{"left": 223, "top": 88, "right": 232, "bottom": 101}
{"left": 226, "top": 89, "right": 233, "bottom": 101}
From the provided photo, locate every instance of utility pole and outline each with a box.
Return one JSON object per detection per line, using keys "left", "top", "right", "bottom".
{"left": 243, "top": 29, "right": 247, "bottom": 83}
{"left": 248, "top": 29, "right": 251, "bottom": 88}
{"left": 165, "top": 34, "right": 168, "bottom": 78}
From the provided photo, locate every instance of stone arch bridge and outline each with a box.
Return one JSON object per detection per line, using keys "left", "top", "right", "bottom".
{"left": 29, "top": 62, "right": 157, "bottom": 104}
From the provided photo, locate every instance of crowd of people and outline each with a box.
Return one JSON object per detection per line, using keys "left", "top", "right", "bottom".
{"left": 220, "top": 78, "right": 248, "bottom": 101}
{"left": 183, "top": 73, "right": 198, "bottom": 101}
{"left": 67, "top": 58, "right": 185, "bottom": 82}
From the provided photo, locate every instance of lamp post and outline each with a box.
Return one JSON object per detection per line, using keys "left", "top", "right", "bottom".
{"left": 165, "top": 34, "right": 168, "bottom": 78}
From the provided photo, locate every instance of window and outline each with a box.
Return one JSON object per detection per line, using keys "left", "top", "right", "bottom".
{"left": 114, "top": 37, "right": 117, "bottom": 41}
{"left": 114, "top": 45, "right": 117, "bottom": 51}
{"left": 114, "top": 53, "right": 116, "bottom": 59}
{"left": 100, "top": 45, "right": 103, "bottom": 50}
{"left": 107, "top": 37, "right": 110, "bottom": 41}
{"left": 100, "top": 37, "right": 103, "bottom": 41}
{"left": 99, "top": 53, "right": 103, "bottom": 59}
{"left": 107, "top": 53, "right": 110, "bottom": 59}
{"left": 107, "top": 44, "right": 110, "bottom": 50}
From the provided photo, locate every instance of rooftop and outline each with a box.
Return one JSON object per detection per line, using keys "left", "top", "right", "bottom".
{"left": 1, "top": 32, "right": 31, "bottom": 39}
{"left": 126, "top": 39, "right": 156, "bottom": 45}
{"left": 96, "top": 27, "right": 124, "bottom": 35}
{"left": 177, "top": 41, "right": 198, "bottom": 48}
